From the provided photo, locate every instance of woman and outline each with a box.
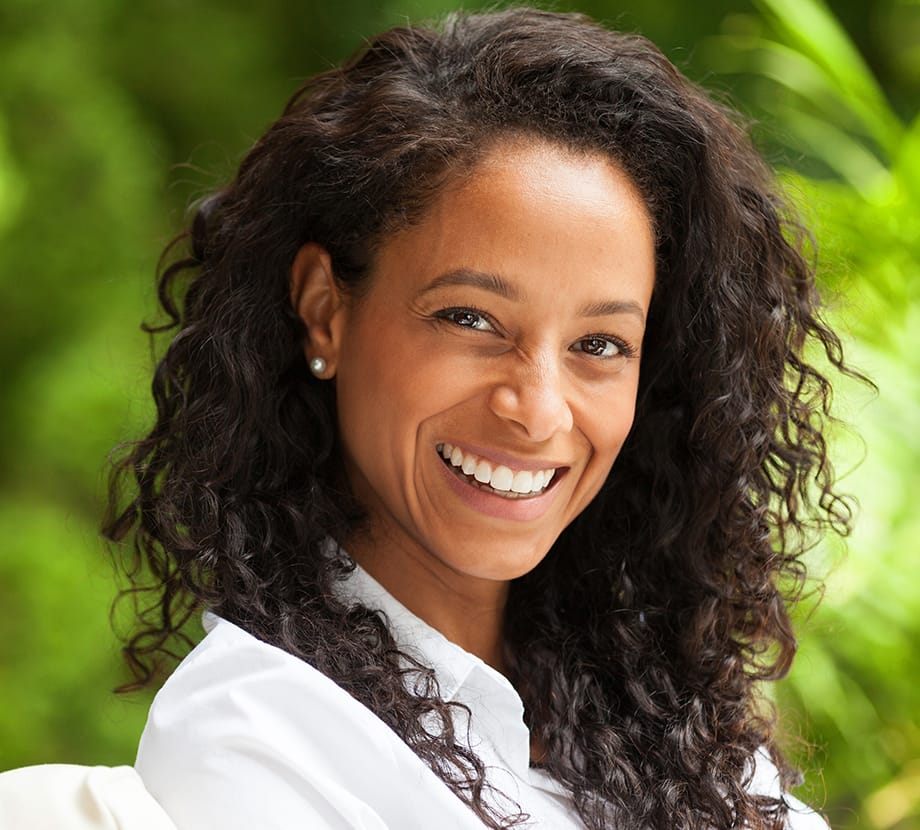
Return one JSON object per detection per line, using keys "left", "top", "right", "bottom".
{"left": 106, "top": 8, "right": 854, "bottom": 829}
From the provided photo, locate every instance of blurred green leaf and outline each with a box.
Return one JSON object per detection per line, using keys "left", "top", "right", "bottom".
{"left": 704, "top": 2, "right": 920, "bottom": 827}
{"left": 754, "top": 0, "right": 903, "bottom": 154}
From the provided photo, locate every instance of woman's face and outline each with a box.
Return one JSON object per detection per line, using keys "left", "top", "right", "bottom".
{"left": 326, "top": 140, "right": 655, "bottom": 589}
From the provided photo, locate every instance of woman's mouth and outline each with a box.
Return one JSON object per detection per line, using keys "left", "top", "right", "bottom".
{"left": 436, "top": 443, "right": 558, "bottom": 499}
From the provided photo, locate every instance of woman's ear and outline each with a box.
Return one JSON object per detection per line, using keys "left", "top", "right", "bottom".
{"left": 290, "top": 243, "right": 348, "bottom": 378}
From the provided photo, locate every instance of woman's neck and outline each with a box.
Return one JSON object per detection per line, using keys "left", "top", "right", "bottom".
{"left": 346, "top": 535, "right": 510, "bottom": 674}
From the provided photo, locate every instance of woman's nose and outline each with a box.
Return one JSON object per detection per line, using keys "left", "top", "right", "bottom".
{"left": 488, "top": 356, "right": 575, "bottom": 442}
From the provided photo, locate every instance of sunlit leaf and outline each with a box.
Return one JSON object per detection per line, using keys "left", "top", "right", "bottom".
{"left": 753, "top": 0, "right": 903, "bottom": 154}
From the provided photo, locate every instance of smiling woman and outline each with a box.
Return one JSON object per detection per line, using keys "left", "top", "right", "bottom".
{"left": 292, "top": 142, "right": 655, "bottom": 618}
{"left": 102, "top": 7, "right": 856, "bottom": 830}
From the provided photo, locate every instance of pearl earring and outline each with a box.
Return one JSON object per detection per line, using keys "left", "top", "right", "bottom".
{"left": 309, "top": 356, "right": 327, "bottom": 377}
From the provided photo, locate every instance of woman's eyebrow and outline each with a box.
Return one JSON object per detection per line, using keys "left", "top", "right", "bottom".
{"left": 578, "top": 299, "right": 646, "bottom": 324}
{"left": 419, "top": 268, "right": 646, "bottom": 323}
{"left": 418, "top": 268, "right": 523, "bottom": 301}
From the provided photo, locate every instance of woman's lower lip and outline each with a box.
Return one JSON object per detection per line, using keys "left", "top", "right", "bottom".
{"left": 436, "top": 454, "right": 562, "bottom": 521}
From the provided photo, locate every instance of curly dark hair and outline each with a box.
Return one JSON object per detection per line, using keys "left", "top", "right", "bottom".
{"left": 105, "top": 8, "right": 859, "bottom": 830}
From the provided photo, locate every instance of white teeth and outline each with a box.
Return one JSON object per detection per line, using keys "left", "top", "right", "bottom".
{"left": 474, "top": 460, "right": 492, "bottom": 484}
{"left": 491, "top": 466, "right": 514, "bottom": 492}
{"left": 438, "top": 443, "right": 557, "bottom": 496}
{"left": 511, "top": 470, "right": 534, "bottom": 494}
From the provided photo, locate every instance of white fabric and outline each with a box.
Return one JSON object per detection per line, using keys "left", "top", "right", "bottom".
{"left": 0, "top": 764, "right": 177, "bottom": 830}
{"left": 749, "top": 750, "right": 831, "bottom": 830}
{"left": 135, "top": 563, "right": 829, "bottom": 829}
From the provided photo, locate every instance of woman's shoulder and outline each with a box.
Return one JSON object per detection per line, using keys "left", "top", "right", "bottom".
{"left": 135, "top": 614, "right": 480, "bottom": 830}
{"left": 137, "top": 613, "right": 373, "bottom": 741}
{"left": 750, "top": 749, "right": 831, "bottom": 830}
{"left": 136, "top": 612, "right": 401, "bottom": 764}
{"left": 143, "top": 612, "right": 351, "bottom": 710}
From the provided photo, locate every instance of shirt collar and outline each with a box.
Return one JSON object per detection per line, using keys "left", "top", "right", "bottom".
{"left": 334, "top": 561, "right": 477, "bottom": 701}
{"left": 334, "top": 559, "right": 533, "bottom": 778}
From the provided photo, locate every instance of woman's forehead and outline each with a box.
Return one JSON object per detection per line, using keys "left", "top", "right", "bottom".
{"left": 362, "top": 139, "right": 655, "bottom": 314}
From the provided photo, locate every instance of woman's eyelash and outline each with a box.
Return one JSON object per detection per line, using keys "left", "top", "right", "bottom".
{"left": 432, "top": 306, "right": 497, "bottom": 331}
{"left": 572, "top": 334, "right": 639, "bottom": 360}
{"left": 432, "top": 308, "right": 638, "bottom": 359}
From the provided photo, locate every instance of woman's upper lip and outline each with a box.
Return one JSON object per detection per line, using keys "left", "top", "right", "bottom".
{"left": 440, "top": 440, "right": 570, "bottom": 472}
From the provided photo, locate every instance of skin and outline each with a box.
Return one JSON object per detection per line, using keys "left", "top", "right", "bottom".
{"left": 292, "top": 139, "right": 655, "bottom": 673}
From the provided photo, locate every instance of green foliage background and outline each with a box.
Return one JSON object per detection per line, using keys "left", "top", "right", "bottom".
{"left": 0, "top": 1, "right": 917, "bottom": 828}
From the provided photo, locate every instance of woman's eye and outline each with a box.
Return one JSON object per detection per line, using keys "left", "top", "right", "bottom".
{"left": 573, "top": 336, "right": 622, "bottom": 358}
{"left": 436, "top": 308, "right": 496, "bottom": 332}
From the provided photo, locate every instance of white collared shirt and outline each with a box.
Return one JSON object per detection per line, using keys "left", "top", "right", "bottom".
{"left": 135, "top": 564, "right": 828, "bottom": 829}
